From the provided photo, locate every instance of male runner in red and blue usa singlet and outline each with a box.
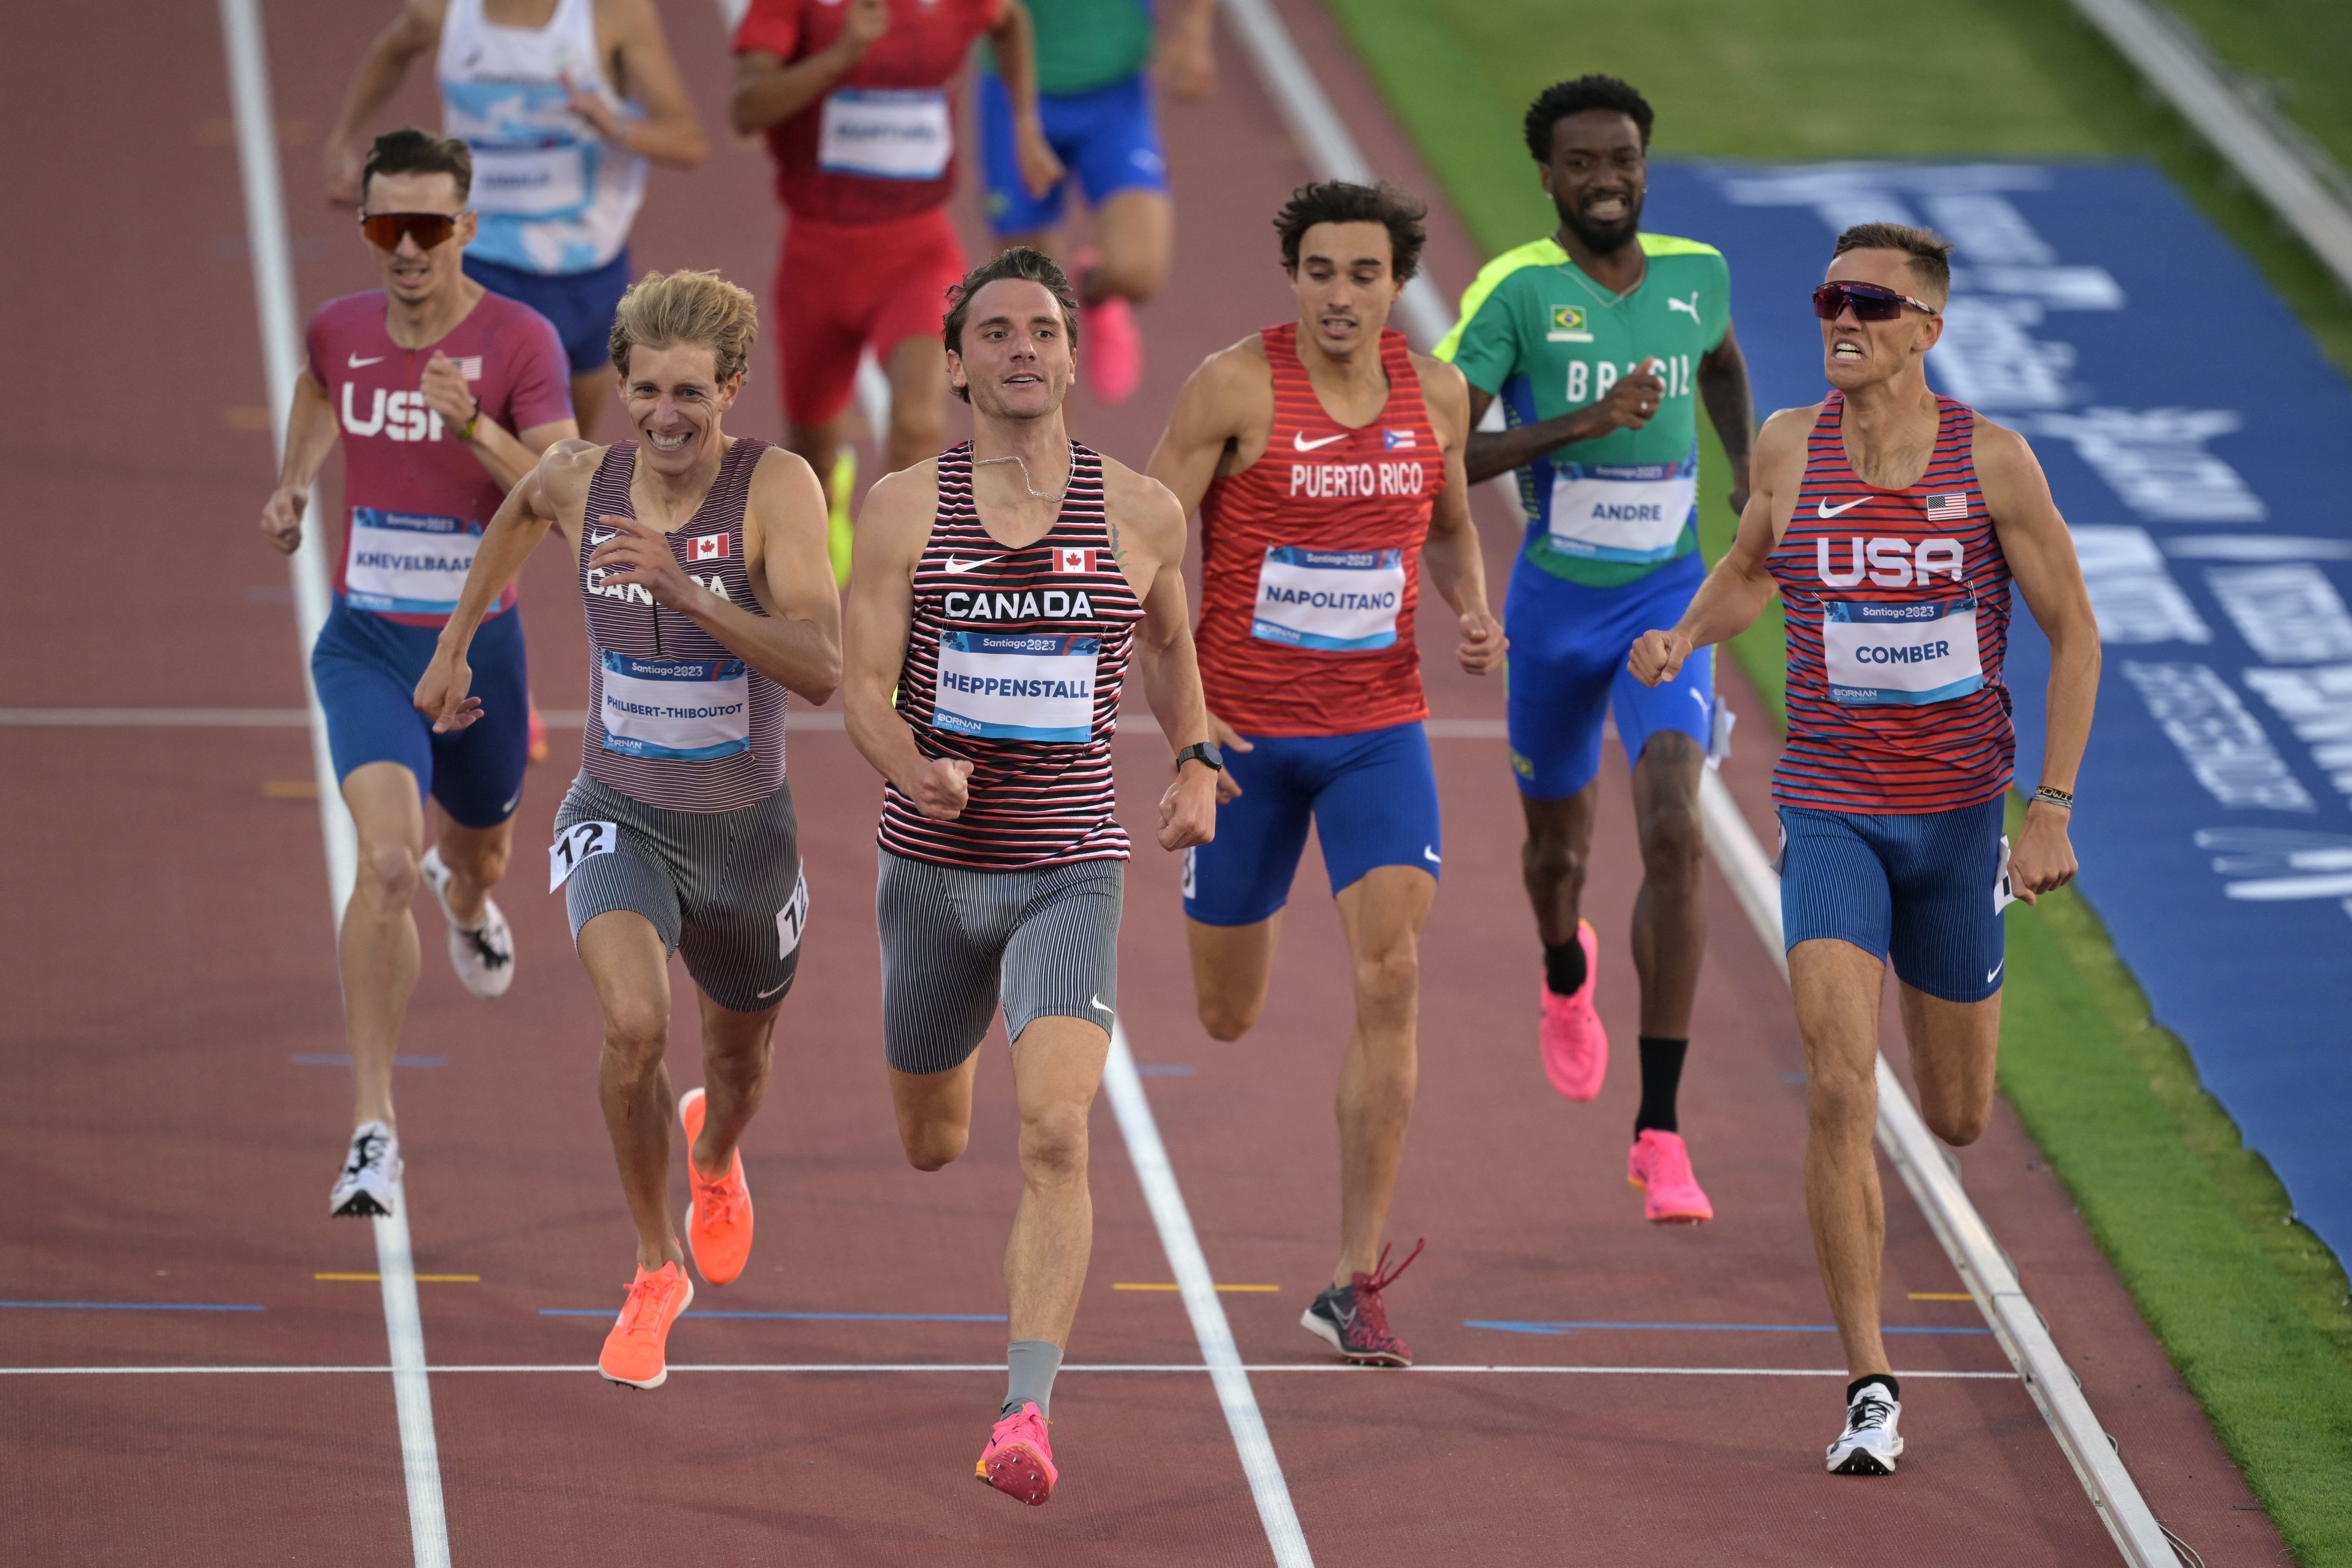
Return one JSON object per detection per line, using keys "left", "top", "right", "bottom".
{"left": 1631, "top": 224, "right": 2100, "bottom": 1477}
{"left": 1148, "top": 182, "right": 1505, "bottom": 1368}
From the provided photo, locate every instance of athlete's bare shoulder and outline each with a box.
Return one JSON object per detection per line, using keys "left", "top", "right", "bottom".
{"left": 539, "top": 438, "right": 607, "bottom": 507}
{"left": 1409, "top": 349, "right": 1470, "bottom": 440}
{"left": 1182, "top": 334, "right": 1273, "bottom": 416}
{"left": 748, "top": 440, "right": 821, "bottom": 491}
{"left": 856, "top": 457, "right": 944, "bottom": 570}
{"left": 1100, "top": 454, "right": 1187, "bottom": 561}
{"left": 1965, "top": 410, "right": 2035, "bottom": 473}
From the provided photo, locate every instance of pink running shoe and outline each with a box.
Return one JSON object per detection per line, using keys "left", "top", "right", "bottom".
{"left": 1539, "top": 920, "right": 1608, "bottom": 1101}
{"left": 976, "top": 1401, "right": 1058, "bottom": 1505}
{"left": 1075, "top": 249, "right": 1143, "bottom": 404}
{"left": 1627, "top": 1129, "right": 1714, "bottom": 1223}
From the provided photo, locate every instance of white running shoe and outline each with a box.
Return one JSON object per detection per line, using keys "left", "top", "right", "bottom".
{"left": 330, "top": 1120, "right": 401, "bottom": 1218}
{"left": 1826, "top": 1378, "right": 1904, "bottom": 1475}
{"left": 420, "top": 846, "right": 514, "bottom": 998}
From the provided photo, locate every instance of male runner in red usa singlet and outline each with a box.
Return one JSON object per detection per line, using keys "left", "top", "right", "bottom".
{"left": 1147, "top": 181, "right": 1505, "bottom": 1369}
{"left": 846, "top": 247, "right": 1217, "bottom": 1505}
{"left": 1629, "top": 224, "right": 2099, "bottom": 1477}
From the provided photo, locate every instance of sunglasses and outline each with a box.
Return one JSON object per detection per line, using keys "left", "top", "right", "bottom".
{"left": 1812, "top": 281, "right": 1939, "bottom": 322}
{"left": 358, "top": 210, "right": 463, "bottom": 251}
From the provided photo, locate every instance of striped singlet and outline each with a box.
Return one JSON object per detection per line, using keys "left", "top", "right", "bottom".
{"left": 1768, "top": 394, "right": 2014, "bottom": 813}
{"left": 580, "top": 439, "right": 787, "bottom": 813}
{"left": 1195, "top": 323, "right": 1440, "bottom": 737}
{"left": 880, "top": 442, "right": 1142, "bottom": 871}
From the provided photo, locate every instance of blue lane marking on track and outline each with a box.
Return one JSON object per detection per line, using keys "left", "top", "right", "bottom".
{"left": 1466, "top": 1320, "right": 1994, "bottom": 1336}
{"left": 540, "top": 1309, "right": 1008, "bottom": 1322}
{"left": 1647, "top": 159, "right": 2352, "bottom": 1264}
{"left": 1, "top": 1301, "right": 266, "bottom": 1312}
{"left": 1136, "top": 1064, "right": 1197, "bottom": 1076}
{"left": 290, "top": 1054, "right": 446, "bottom": 1066}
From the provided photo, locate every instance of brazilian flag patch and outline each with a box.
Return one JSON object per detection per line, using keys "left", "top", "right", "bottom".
{"left": 1550, "top": 305, "right": 1586, "bottom": 332}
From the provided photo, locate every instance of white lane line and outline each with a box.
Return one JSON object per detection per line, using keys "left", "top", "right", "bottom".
{"left": 1104, "top": 1022, "right": 1314, "bottom": 1568}
{"left": 0, "top": 1362, "right": 2021, "bottom": 1378}
{"left": 217, "top": 3, "right": 449, "bottom": 1565}
{"left": 0, "top": 707, "right": 849, "bottom": 731}
{"left": 1697, "top": 773, "right": 2175, "bottom": 1566}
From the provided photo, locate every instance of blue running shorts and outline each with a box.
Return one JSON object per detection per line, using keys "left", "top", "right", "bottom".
{"left": 462, "top": 248, "right": 630, "bottom": 374}
{"left": 1183, "top": 721, "right": 1441, "bottom": 927}
{"left": 1777, "top": 796, "right": 2010, "bottom": 1003}
{"left": 311, "top": 598, "right": 530, "bottom": 829}
{"left": 1505, "top": 550, "right": 1715, "bottom": 799}
{"left": 979, "top": 72, "right": 1169, "bottom": 236}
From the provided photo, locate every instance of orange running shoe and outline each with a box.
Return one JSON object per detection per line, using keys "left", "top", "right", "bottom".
{"left": 679, "top": 1086, "right": 753, "bottom": 1286}
{"left": 526, "top": 693, "right": 548, "bottom": 763}
{"left": 975, "top": 1401, "right": 1058, "bottom": 1505}
{"left": 599, "top": 1260, "right": 693, "bottom": 1389}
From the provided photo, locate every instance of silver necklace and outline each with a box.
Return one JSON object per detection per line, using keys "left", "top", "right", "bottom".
{"left": 971, "top": 446, "right": 1070, "bottom": 506}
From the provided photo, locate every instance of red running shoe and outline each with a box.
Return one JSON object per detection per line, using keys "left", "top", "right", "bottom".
{"left": 1627, "top": 1129, "right": 1715, "bottom": 1223}
{"left": 976, "top": 1401, "right": 1058, "bottom": 1505}
{"left": 1539, "top": 920, "right": 1608, "bottom": 1101}
{"left": 679, "top": 1086, "right": 753, "bottom": 1285}
{"left": 1299, "top": 1238, "right": 1424, "bottom": 1366}
{"left": 1075, "top": 248, "right": 1143, "bottom": 405}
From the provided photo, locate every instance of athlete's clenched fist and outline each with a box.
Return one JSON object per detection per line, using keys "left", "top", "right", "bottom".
{"left": 1457, "top": 609, "right": 1506, "bottom": 675}
{"left": 1627, "top": 627, "right": 1692, "bottom": 688}
{"left": 906, "top": 756, "right": 976, "bottom": 821}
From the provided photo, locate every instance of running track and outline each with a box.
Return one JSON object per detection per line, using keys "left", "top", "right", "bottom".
{"left": 0, "top": 1, "right": 2291, "bottom": 1562}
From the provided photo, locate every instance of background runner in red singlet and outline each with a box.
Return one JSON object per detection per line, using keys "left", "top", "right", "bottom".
{"left": 1630, "top": 224, "right": 2099, "bottom": 1477}
{"left": 260, "top": 129, "right": 577, "bottom": 1220}
{"left": 846, "top": 248, "right": 1216, "bottom": 1506}
{"left": 730, "top": 0, "right": 1061, "bottom": 571}
{"left": 418, "top": 270, "right": 842, "bottom": 1393}
{"left": 1146, "top": 181, "right": 1504, "bottom": 1368}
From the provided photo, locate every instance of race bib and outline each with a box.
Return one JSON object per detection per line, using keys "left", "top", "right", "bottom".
{"left": 468, "top": 140, "right": 590, "bottom": 216}
{"left": 1822, "top": 596, "right": 1984, "bottom": 705}
{"left": 599, "top": 651, "right": 752, "bottom": 760}
{"left": 1251, "top": 546, "right": 1406, "bottom": 651}
{"left": 818, "top": 88, "right": 952, "bottom": 180}
{"left": 1545, "top": 460, "right": 1697, "bottom": 564}
{"left": 776, "top": 869, "right": 810, "bottom": 959}
{"left": 345, "top": 509, "right": 483, "bottom": 616}
{"left": 933, "top": 631, "right": 1099, "bottom": 742}
{"left": 549, "top": 819, "right": 618, "bottom": 893}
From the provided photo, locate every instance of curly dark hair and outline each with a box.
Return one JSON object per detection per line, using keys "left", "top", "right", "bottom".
{"left": 1522, "top": 75, "right": 1654, "bottom": 161}
{"left": 1272, "top": 180, "right": 1428, "bottom": 282}
{"left": 940, "top": 246, "right": 1080, "bottom": 402}
{"left": 362, "top": 126, "right": 473, "bottom": 204}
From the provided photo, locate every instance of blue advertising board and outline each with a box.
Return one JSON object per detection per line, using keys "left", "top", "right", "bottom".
{"left": 1645, "top": 160, "right": 2352, "bottom": 1261}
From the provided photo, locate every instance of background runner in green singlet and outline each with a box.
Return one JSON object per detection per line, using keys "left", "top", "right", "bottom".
{"left": 1435, "top": 74, "right": 1755, "bottom": 1223}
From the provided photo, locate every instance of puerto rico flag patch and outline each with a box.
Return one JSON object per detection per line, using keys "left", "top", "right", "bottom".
{"left": 1058, "top": 547, "right": 1096, "bottom": 574}
{"left": 1383, "top": 428, "right": 1417, "bottom": 450}
{"left": 688, "top": 533, "right": 731, "bottom": 562}
{"left": 1925, "top": 492, "right": 1969, "bottom": 521}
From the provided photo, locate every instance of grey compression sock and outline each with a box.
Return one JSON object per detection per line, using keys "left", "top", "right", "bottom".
{"left": 1003, "top": 1340, "right": 1064, "bottom": 1419}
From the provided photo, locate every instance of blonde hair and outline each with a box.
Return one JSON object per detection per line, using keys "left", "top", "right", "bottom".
{"left": 608, "top": 268, "right": 759, "bottom": 385}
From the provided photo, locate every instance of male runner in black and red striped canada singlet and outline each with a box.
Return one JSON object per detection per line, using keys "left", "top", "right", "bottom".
{"left": 1632, "top": 225, "right": 2099, "bottom": 1476}
{"left": 418, "top": 269, "right": 843, "bottom": 1392}
{"left": 845, "top": 246, "right": 1218, "bottom": 1506}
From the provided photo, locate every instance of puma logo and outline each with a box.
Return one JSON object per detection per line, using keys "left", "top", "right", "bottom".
{"left": 1667, "top": 293, "right": 1701, "bottom": 321}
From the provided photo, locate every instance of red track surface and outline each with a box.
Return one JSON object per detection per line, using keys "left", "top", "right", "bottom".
{"left": 1, "top": 1, "right": 2289, "bottom": 1563}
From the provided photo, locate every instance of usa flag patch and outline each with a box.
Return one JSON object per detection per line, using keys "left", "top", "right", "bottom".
{"left": 688, "top": 533, "right": 731, "bottom": 562}
{"left": 1925, "top": 492, "right": 1969, "bottom": 521}
{"left": 451, "top": 356, "right": 484, "bottom": 381}
{"left": 1058, "top": 547, "right": 1094, "bottom": 574}
{"left": 1382, "top": 428, "right": 1416, "bottom": 450}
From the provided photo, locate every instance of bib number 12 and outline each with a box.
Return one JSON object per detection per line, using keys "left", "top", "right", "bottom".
{"left": 550, "top": 820, "right": 619, "bottom": 892}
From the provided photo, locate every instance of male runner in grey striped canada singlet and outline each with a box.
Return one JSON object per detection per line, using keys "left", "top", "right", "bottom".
{"left": 417, "top": 270, "right": 842, "bottom": 1392}
{"left": 846, "top": 247, "right": 1219, "bottom": 1505}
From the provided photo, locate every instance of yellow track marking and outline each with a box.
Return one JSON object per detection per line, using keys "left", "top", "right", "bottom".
{"left": 263, "top": 779, "right": 319, "bottom": 798}
{"left": 1907, "top": 1292, "right": 1974, "bottom": 1301}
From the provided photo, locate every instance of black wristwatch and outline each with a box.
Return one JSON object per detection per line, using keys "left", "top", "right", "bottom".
{"left": 1174, "top": 740, "right": 1224, "bottom": 774}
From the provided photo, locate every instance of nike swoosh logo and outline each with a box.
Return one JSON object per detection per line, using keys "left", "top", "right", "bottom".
{"left": 943, "top": 557, "right": 984, "bottom": 574}
{"left": 500, "top": 791, "right": 522, "bottom": 814}
{"left": 1293, "top": 431, "right": 1347, "bottom": 452}
{"left": 1422, "top": 846, "right": 1441, "bottom": 863}
{"left": 1986, "top": 962, "right": 2003, "bottom": 985}
{"left": 348, "top": 354, "right": 384, "bottom": 368}
{"left": 756, "top": 980, "right": 789, "bottom": 1000}
{"left": 1817, "top": 497, "right": 1867, "bottom": 518}
{"left": 1090, "top": 994, "right": 1112, "bottom": 1014}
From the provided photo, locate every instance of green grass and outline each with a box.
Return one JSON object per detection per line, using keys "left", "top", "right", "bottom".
{"left": 1319, "top": 0, "right": 2352, "bottom": 1555}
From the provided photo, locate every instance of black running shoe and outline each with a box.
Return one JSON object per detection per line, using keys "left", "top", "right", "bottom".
{"left": 1300, "top": 1238, "right": 1424, "bottom": 1366}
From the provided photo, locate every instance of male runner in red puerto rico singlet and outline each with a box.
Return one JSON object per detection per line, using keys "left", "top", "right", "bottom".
{"left": 729, "top": 0, "right": 1061, "bottom": 569}
{"left": 1631, "top": 224, "right": 2099, "bottom": 1476}
{"left": 1147, "top": 181, "right": 1505, "bottom": 1366}
{"left": 260, "top": 128, "right": 577, "bottom": 1220}
{"left": 847, "top": 248, "right": 1217, "bottom": 1504}
{"left": 418, "top": 269, "right": 843, "bottom": 1392}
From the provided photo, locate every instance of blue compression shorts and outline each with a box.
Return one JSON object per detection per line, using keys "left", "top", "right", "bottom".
{"left": 1777, "top": 796, "right": 2010, "bottom": 1003}
{"left": 1182, "top": 721, "right": 1441, "bottom": 927}
{"left": 1506, "top": 549, "right": 1715, "bottom": 799}
{"left": 311, "top": 598, "right": 530, "bottom": 829}
{"left": 462, "top": 247, "right": 630, "bottom": 374}
{"left": 979, "top": 72, "right": 1169, "bottom": 235}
